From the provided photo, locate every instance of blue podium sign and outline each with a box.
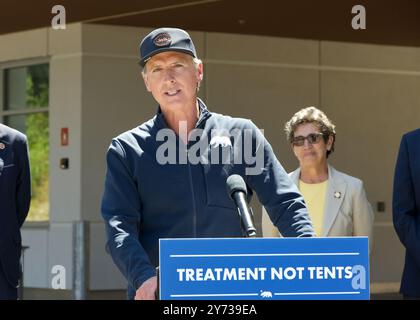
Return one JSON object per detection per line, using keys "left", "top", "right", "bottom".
{"left": 159, "top": 237, "right": 369, "bottom": 300}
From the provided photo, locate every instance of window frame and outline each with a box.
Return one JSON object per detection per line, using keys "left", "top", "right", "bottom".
{"left": 0, "top": 57, "right": 50, "bottom": 223}
{"left": 1, "top": 57, "right": 50, "bottom": 119}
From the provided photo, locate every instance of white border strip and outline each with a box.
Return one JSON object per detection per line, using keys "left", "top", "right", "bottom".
{"left": 274, "top": 291, "right": 360, "bottom": 296}
{"left": 171, "top": 293, "right": 259, "bottom": 298}
{"left": 170, "top": 252, "right": 359, "bottom": 258}
{"left": 170, "top": 291, "right": 360, "bottom": 298}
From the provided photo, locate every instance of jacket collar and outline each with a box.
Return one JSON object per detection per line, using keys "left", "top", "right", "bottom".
{"left": 290, "top": 164, "right": 346, "bottom": 236}
{"left": 155, "top": 98, "right": 211, "bottom": 129}
{"left": 323, "top": 165, "right": 346, "bottom": 236}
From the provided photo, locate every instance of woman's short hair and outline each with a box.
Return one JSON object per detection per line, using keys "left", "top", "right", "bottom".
{"left": 285, "top": 106, "right": 336, "bottom": 157}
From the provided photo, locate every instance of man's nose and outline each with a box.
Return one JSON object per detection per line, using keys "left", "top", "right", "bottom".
{"left": 163, "top": 69, "right": 175, "bottom": 82}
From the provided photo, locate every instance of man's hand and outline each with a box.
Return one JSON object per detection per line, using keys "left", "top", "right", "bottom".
{"left": 135, "top": 276, "right": 157, "bottom": 300}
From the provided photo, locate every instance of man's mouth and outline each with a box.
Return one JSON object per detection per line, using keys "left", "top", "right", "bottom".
{"left": 165, "top": 89, "right": 181, "bottom": 96}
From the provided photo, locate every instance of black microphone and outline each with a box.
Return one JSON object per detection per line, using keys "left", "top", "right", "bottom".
{"left": 226, "top": 174, "right": 257, "bottom": 238}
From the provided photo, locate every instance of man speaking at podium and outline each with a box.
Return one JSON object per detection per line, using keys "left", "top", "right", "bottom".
{"left": 101, "top": 27, "right": 315, "bottom": 300}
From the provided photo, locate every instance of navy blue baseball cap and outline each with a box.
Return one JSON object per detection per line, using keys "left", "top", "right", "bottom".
{"left": 139, "top": 27, "right": 197, "bottom": 67}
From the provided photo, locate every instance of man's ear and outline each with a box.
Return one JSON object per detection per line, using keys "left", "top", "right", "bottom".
{"left": 196, "top": 62, "right": 204, "bottom": 82}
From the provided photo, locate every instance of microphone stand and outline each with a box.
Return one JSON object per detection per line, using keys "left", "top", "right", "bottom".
{"left": 155, "top": 266, "right": 160, "bottom": 300}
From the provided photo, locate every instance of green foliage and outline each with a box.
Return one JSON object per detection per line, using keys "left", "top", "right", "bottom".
{"left": 25, "top": 65, "right": 50, "bottom": 221}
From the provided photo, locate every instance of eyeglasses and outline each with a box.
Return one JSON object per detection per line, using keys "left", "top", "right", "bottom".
{"left": 291, "top": 133, "right": 324, "bottom": 147}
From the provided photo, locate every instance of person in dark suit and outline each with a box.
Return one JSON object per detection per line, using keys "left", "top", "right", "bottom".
{"left": 393, "top": 128, "right": 420, "bottom": 299}
{"left": 0, "top": 124, "right": 31, "bottom": 300}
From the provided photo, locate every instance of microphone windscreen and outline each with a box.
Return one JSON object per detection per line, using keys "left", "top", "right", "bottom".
{"left": 226, "top": 174, "right": 247, "bottom": 198}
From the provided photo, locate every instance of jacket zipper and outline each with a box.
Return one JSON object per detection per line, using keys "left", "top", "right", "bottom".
{"left": 187, "top": 149, "right": 197, "bottom": 237}
{"left": 186, "top": 103, "right": 210, "bottom": 238}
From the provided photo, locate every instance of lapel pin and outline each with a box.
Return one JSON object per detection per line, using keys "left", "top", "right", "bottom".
{"left": 0, "top": 142, "right": 5, "bottom": 150}
{"left": 334, "top": 191, "right": 341, "bottom": 199}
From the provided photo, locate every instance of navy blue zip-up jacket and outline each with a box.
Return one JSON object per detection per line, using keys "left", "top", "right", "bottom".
{"left": 101, "top": 99, "right": 314, "bottom": 298}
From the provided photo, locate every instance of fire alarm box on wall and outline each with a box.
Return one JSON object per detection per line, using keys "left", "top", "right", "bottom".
{"left": 61, "top": 128, "right": 69, "bottom": 146}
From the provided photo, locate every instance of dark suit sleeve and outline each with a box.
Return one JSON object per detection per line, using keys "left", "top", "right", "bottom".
{"left": 245, "top": 121, "right": 315, "bottom": 237}
{"left": 101, "top": 140, "right": 156, "bottom": 292}
{"left": 16, "top": 134, "right": 31, "bottom": 227}
{"left": 392, "top": 134, "right": 420, "bottom": 266}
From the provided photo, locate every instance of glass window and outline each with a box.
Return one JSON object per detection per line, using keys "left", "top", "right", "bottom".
{"left": 1, "top": 63, "right": 49, "bottom": 221}
{"left": 5, "top": 64, "right": 49, "bottom": 110}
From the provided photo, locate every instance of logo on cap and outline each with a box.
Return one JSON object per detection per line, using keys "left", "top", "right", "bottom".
{"left": 153, "top": 32, "right": 172, "bottom": 47}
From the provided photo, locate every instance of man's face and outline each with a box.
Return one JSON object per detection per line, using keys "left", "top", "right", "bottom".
{"left": 142, "top": 51, "right": 203, "bottom": 110}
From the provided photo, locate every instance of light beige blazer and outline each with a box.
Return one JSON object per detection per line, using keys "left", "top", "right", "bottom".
{"left": 262, "top": 165, "right": 374, "bottom": 253}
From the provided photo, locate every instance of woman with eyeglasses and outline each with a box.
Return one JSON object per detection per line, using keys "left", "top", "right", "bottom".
{"left": 262, "top": 106, "right": 374, "bottom": 253}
